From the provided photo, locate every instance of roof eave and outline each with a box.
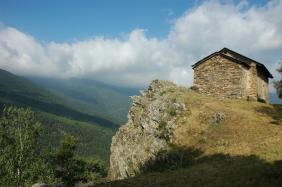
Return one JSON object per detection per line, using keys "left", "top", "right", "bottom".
{"left": 192, "top": 48, "right": 273, "bottom": 78}
{"left": 220, "top": 48, "right": 273, "bottom": 78}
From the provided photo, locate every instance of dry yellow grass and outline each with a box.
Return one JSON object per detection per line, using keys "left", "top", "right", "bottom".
{"left": 174, "top": 89, "right": 282, "bottom": 162}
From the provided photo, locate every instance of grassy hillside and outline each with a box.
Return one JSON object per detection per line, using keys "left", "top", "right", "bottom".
{"left": 29, "top": 77, "right": 138, "bottom": 124}
{"left": 99, "top": 87, "right": 282, "bottom": 186}
{"left": 0, "top": 69, "right": 116, "bottom": 160}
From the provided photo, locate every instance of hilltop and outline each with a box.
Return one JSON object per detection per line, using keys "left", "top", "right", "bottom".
{"left": 100, "top": 80, "right": 282, "bottom": 186}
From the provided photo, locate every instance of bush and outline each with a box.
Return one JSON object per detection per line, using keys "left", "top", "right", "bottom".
{"left": 167, "top": 107, "right": 177, "bottom": 116}
{"left": 190, "top": 86, "right": 199, "bottom": 92}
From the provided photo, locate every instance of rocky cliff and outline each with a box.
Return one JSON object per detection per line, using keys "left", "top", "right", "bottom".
{"left": 109, "top": 80, "right": 186, "bottom": 180}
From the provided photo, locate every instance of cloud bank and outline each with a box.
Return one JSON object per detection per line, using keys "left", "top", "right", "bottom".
{"left": 0, "top": 0, "right": 282, "bottom": 88}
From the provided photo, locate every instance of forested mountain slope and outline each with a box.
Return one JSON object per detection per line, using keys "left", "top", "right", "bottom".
{"left": 29, "top": 77, "right": 138, "bottom": 124}
{"left": 0, "top": 69, "right": 118, "bottom": 160}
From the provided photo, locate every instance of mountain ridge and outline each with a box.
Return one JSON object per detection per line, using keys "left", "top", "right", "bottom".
{"left": 28, "top": 76, "right": 139, "bottom": 124}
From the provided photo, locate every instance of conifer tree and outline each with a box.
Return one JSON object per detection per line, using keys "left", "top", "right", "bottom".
{"left": 274, "top": 61, "right": 282, "bottom": 98}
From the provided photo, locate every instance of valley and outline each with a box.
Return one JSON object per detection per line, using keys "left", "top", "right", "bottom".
{"left": 0, "top": 69, "right": 138, "bottom": 160}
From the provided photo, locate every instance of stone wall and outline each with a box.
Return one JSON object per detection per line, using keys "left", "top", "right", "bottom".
{"left": 193, "top": 54, "right": 271, "bottom": 103}
{"left": 193, "top": 54, "right": 245, "bottom": 99}
{"left": 244, "top": 63, "right": 258, "bottom": 101}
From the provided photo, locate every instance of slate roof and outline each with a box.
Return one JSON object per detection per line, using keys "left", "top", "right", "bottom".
{"left": 192, "top": 48, "right": 273, "bottom": 78}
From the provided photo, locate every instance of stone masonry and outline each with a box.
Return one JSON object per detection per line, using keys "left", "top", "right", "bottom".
{"left": 192, "top": 48, "right": 272, "bottom": 103}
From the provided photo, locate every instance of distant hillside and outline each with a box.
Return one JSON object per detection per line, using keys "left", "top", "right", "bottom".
{"left": 270, "top": 92, "right": 282, "bottom": 104}
{"left": 0, "top": 69, "right": 117, "bottom": 160}
{"left": 101, "top": 80, "right": 282, "bottom": 186}
{"left": 28, "top": 77, "right": 139, "bottom": 124}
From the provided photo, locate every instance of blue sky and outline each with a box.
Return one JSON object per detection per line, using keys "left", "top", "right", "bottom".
{"left": 0, "top": 0, "right": 269, "bottom": 42}
{"left": 0, "top": 0, "right": 281, "bottom": 89}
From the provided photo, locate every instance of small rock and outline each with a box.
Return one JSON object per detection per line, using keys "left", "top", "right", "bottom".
{"left": 32, "top": 183, "right": 63, "bottom": 187}
{"left": 213, "top": 112, "right": 225, "bottom": 124}
{"left": 32, "top": 183, "right": 45, "bottom": 187}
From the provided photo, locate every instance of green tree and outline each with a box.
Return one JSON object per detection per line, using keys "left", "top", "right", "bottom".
{"left": 53, "top": 134, "right": 85, "bottom": 186}
{"left": 0, "top": 106, "right": 107, "bottom": 186}
{"left": 82, "top": 158, "right": 107, "bottom": 183}
{"left": 0, "top": 106, "right": 54, "bottom": 187}
{"left": 274, "top": 61, "right": 282, "bottom": 98}
{"left": 52, "top": 134, "right": 108, "bottom": 186}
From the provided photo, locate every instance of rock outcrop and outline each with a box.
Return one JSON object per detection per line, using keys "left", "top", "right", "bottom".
{"left": 109, "top": 80, "right": 186, "bottom": 180}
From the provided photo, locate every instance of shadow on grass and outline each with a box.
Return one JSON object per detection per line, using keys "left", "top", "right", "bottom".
{"left": 98, "top": 145, "right": 282, "bottom": 187}
{"left": 256, "top": 104, "right": 282, "bottom": 125}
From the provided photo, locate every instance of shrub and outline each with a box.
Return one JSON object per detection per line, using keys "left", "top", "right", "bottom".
{"left": 158, "top": 121, "right": 167, "bottom": 131}
{"left": 190, "top": 86, "right": 199, "bottom": 92}
{"left": 167, "top": 107, "right": 177, "bottom": 116}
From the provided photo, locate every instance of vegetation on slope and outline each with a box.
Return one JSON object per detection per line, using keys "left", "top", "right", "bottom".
{"left": 0, "top": 69, "right": 117, "bottom": 160}
{"left": 100, "top": 81, "right": 282, "bottom": 187}
{"left": 0, "top": 106, "right": 107, "bottom": 187}
{"left": 38, "top": 112, "right": 115, "bottom": 159}
{"left": 0, "top": 69, "right": 117, "bottom": 128}
{"left": 0, "top": 106, "right": 50, "bottom": 187}
{"left": 29, "top": 77, "right": 138, "bottom": 124}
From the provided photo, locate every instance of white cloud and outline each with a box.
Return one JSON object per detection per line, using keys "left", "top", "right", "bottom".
{"left": 0, "top": 0, "right": 282, "bottom": 89}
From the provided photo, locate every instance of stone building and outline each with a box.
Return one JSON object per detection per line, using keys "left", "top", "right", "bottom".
{"left": 192, "top": 48, "right": 273, "bottom": 103}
